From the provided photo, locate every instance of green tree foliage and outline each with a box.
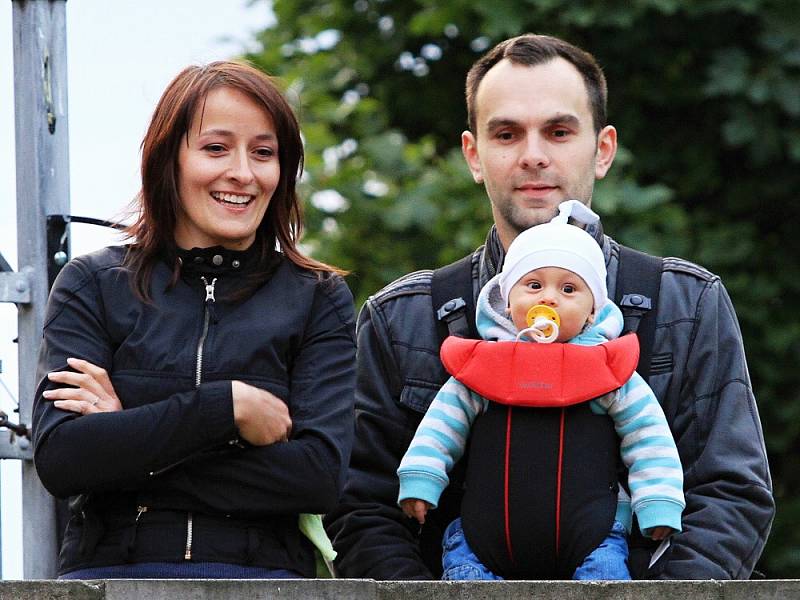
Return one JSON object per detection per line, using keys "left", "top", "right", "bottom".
{"left": 244, "top": 0, "right": 800, "bottom": 577}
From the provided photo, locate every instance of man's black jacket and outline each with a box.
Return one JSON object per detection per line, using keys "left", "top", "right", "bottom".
{"left": 325, "top": 225, "right": 774, "bottom": 580}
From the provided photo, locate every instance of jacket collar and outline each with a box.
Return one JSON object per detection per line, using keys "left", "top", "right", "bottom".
{"left": 175, "top": 242, "right": 262, "bottom": 277}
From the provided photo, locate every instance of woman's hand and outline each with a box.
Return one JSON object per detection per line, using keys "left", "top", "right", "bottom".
{"left": 43, "top": 357, "right": 123, "bottom": 415}
{"left": 231, "top": 381, "right": 292, "bottom": 446}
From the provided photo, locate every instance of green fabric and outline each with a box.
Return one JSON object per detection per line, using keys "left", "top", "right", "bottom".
{"left": 299, "top": 513, "right": 337, "bottom": 562}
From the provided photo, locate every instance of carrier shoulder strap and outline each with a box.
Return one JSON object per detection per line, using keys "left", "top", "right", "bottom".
{"left": 614, "top": 245, "right": 666, "bottom": 577}
{"left": 614, "top": 244, "right": 663, "bottom": 383}
{"left": 431, "top": 255, "right": 479, "bottom": 344}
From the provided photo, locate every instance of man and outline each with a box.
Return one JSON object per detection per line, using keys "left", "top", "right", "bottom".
{"left": 325, "top": 33, "right": 774, "bottom": 580}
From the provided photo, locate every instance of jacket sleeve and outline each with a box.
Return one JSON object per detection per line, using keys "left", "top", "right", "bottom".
{"left": 655, "top": 277, "right": 774, "bottom": 579}
{"left": 32, "top": 258, "right": 239, "bottom": 499}
{"left": 398, "top": 376, "right": 484, "bottom": 508}
{"left": 164, "top": 276, "right": 357, "bottom": 517}
{"left": 324, "top": 296, "right": 436, "bottom": 580}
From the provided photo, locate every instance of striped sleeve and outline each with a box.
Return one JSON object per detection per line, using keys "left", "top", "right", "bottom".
{"left": 397, "top": 377, "right": 487, "bottom": 508}
{"left": 597, "top": 373, "right": 686, "bottom": 534}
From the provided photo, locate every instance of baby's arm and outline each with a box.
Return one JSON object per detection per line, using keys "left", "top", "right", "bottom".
{"left": 598, "top": 372, "right": 685, "bottom": 539}
{"left": 397, "top": 376, "right": 486, "bottom": 512}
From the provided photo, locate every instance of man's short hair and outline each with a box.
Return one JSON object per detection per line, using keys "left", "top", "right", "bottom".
{"left": 466, "top": 34, "right": 608, "bottom": 135}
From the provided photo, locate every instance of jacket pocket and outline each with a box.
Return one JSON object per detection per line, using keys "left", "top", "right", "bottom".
{"left": 399, "top": 383, "right": 438, "bottom": 414}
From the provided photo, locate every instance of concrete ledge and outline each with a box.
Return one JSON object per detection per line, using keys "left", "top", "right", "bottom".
{"left": 104, "top": 579, "right": 377, "bottom": 600}
{"left": 0, "top": 580, "right": 103, "bottom": 600}
{"left": 376, "top": 580, "right": 800, "bottom": 600}
{"left": 1, "top": 579, "right": 799, "bottom": 600}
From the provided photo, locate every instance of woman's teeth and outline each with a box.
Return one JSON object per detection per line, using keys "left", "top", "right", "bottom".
{"left": 211, "top": 192, "right": 252, "bottom": 205}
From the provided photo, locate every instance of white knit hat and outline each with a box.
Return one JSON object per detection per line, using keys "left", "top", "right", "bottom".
{"left": 499, "top": 200, "right": 607, "bottom": 311}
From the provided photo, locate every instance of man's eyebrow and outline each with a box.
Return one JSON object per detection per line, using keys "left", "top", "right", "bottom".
{"left": 543, "top": 113, "right": 581, "bottom": 127}
{"left": 484, "top": 118, "right": 520, "bottom": 132}
{"left": 484, "top": 113, "right": 582, "bottom": 132}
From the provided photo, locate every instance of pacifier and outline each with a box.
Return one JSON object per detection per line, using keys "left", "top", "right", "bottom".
{"left": 516, "top": 304, "right": 561, "bottom": 343}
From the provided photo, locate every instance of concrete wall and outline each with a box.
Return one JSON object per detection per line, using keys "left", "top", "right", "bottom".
{"left": 1, "top": 579, "right": 799, "bottom": 600}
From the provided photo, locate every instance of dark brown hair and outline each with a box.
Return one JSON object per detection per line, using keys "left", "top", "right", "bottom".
{"left": 125, "top": 60, "right": 343, "bottom": 300}
{"left": 466, "top": 34, "right": 608, "bottom": 135}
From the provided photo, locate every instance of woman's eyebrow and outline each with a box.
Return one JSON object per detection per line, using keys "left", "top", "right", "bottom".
{"left": 197, "top": 129, "right": 277, "bottom": 141}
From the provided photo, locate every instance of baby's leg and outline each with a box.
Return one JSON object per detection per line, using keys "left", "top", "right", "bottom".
{"left": 441, "top": 517, "right": 504, "bottom": 580}
{"left": 572, "top": 520, "right": 631, "bottom": 580}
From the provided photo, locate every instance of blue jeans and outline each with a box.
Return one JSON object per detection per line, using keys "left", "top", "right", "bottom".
{"left": 441, "top": 517, "right": 631, "bottom": 580}
{"left": 571, "top": 520, "right": 631, "bottom": 580}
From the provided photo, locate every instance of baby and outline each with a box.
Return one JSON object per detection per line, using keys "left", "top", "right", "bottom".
{"left": 398, "top": 201, "right": 684, "bottom": 580}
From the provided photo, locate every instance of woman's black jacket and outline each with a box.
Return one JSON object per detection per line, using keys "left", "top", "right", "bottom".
{"left": 32, "top": 244, "right": 356, "bottom": 576}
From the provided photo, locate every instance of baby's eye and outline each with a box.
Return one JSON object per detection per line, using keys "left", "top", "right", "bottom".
{"left": 527, "top": 281, "right": 542, "bottom": 290}
{"left": 562, "top": 284, "right": 575, "bottom": 293}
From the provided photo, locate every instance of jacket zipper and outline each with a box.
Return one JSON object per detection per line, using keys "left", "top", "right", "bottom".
{"left": 146, "top": 276, "right": 220, "bottom": 481}
{"left": 136, "top": 505, "right": 148, "bottom": 522}
{"left": 184, "top": 512, "right": 194, "bottom": 560}
{"left": 195, "top": 276, "right": 217, "bottom": 387}
{"left": 138, "top": 277, "right": 218, "bottom": 560}
{"left": 183, "top": 276, "right": 216, "bottom": 561}
{"left": 127, "top": 505, "right": 150, "bottom": 556}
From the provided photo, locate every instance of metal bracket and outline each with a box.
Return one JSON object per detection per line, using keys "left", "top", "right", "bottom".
{"left": 0, "top": 271, "right": 32, "bottom": 304}
{"left": 0, "top": 430, "right": 32, "bottom": 460}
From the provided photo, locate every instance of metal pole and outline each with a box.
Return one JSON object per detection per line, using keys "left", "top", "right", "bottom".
{"left": 11, "top": 0, "right": 70, "bottom": 579}
{"left": 0, "top": 364, "right": 4, "bottom": 580}
{"left": 0, "top": 463, "right": 3, "bottom": 579}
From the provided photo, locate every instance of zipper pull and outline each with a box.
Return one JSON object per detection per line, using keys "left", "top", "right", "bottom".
{"left": 135, "top": 505, "right": 149, "bottom": 522}
{"left": 201, "top": 276, "right": 217, "bottom": 303}
{"left": 200, "top": 276, "right": 219, "bottom": 322}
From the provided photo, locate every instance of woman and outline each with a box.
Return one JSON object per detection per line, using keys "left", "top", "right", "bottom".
{"left": 32, "top": 61, "right": 356, "bottom": 579}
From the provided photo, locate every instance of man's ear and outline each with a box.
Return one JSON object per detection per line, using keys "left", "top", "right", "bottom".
{"left": 462, "top": 130, "right": 483, "bottom": 184}
{"left": 594, "top": 125, "right": 617, "bottom": 180}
